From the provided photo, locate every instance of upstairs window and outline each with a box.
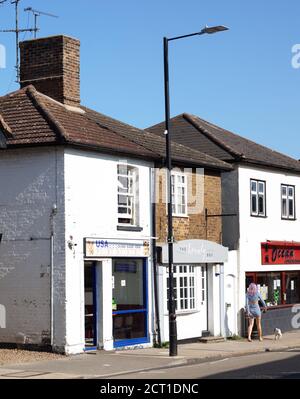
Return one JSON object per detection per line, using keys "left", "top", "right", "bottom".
{"left": 250, "top": 179, "right": 266, "bottom": 217}
{"left": 117, "top": 164, "right": 139, "bottom": 226}
{"left": 171, "top": 172, "right": 187, "bottom": 216}
{"left": 281, "top": 184, "right": 295, "bottom": 220}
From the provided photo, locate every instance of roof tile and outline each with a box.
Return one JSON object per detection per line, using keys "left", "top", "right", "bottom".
{"left": 0, "top": 86, "right": 232, "bottom": 170}
{"left": 148, "top": 113, "right": 300, "bottom": 173}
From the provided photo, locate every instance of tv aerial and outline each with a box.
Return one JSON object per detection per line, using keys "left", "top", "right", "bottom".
{"left": 0, "top": 1, "right": 59, "bottom": 82}
{"left": 24, "top": 7, "right": 59, "bottom": 39}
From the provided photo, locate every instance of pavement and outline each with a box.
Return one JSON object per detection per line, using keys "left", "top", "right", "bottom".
{"left": 0, "top": 331, "right": 300, "bottom": 379}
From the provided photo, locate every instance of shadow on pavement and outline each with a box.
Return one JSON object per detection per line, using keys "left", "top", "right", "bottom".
{"left": 203, "top": 353, "right": 300, "bottom": 379}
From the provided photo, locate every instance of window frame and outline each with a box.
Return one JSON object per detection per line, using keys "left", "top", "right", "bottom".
{"left": 281, "top": 184, "right": 296, "bottom": 221}
{"left": 246, "top": 271, "right": 300, "bottom": 307}
{"left": 250, "top": 179, "right": 266, "bottom": 218}
{"left": 169, "top": 171, "right": 188, "bottom": 217}
{"left": 117, "top": 164, "right": 139, "bottom": 226}
{"left": 166, "top": 265, "right": 197, "bottom": 313}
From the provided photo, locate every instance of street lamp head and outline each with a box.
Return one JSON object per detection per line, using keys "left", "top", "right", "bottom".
{"left": 200, "top": 25, "right": 229, "bottom": 35}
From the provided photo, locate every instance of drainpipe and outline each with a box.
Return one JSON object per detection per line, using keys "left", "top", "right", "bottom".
{"left": 151, "top": 167, "right": 161, "bottom": 347}
{"left": 206, "top": 264, "right": 209, "bottom": 332}
{"left": 50, "top": 204, "right": 57, "bottom": 348}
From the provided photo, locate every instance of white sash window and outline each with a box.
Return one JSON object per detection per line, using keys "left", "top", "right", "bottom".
{"left": 250, "top": 179, "right": 266, "bottom": 217}
{"left": 281, "top": 184, "right": 295, "bottom": 220}
{"left": 117, "top": 164, "right": 139, "bottom": 225}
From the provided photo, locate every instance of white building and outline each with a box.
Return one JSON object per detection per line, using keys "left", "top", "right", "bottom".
{"left": 0, "top": 107, "right": 157, "bottom": 354}
{"left": 0, "top": 35, "right": 160, "bottom": 354}
{"left": 149, "top": 113, "right": 300, "bottom": 337}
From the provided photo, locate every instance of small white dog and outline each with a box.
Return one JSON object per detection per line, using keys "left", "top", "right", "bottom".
{"left": 274, "top": 328, "right": 282, "bottom": 340}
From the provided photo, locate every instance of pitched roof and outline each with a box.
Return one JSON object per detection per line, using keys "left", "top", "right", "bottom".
{"left": 148, "top": 113, "right": 300, "bottom": 173}
{"left": 0, "top": 86, "right": 232, "bottom": 170}
{"left": 0, "top": 114, "right": 13, "bottom": 139}
{"left": 0, "top": 86, "right": 155, "bottom": 158}
{"left": 81, "top": 107, "right": 232, "bottom": 170}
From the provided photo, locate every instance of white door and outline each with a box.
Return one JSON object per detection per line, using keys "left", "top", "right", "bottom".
{"left": 199, "top": 265, "right": 208, "bottom": 334}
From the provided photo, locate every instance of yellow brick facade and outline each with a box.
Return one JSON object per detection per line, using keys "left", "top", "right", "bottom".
{"left": 155, "top": 167, "right": 222, "bottom": 244}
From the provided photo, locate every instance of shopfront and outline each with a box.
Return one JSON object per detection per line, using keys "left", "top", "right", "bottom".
{"left": 245, "top": 241, "right": 300, "bottom": 335}
{"left": 158, "top": 239, "right": 229, "bottom": 341}
{"left": 84, "top": 238, "right": 151, "bottom": 350}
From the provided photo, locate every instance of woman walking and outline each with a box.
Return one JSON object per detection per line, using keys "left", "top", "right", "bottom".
{"left": 246, "top": 283, "right": 267, "bottom": 342}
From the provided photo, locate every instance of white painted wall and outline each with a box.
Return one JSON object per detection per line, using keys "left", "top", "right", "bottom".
{"left": 63, "top": 148, "right": 154, "bottom": 353}
{"left": 236, "top": 165, "right": 300, "bottom": 330}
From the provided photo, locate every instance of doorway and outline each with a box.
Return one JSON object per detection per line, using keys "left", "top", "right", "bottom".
{"left": 84, "top": 262, "right": 97, "bottom": 349}
{"left": 112, "top": 258, "right": 149, "bottom": 347}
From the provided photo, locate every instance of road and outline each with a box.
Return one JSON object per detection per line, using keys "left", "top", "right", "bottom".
{"left": 108, "top": 348, "right": 300, "bottom": 379}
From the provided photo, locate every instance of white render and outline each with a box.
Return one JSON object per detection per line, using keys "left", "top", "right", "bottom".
{"left": 223, "top": 250, "right": 238, "bottom": 337}
{"left": 0, "top": 146, "right": 154, "bottom": 354}
{"left": 63, "top": 148, "right": 154, "bottom": 354}
{"left": 224, "top": 164, "right": 300, "bottom": 336}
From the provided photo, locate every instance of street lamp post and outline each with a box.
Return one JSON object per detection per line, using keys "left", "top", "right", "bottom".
{"left": 163, "top": 25, "right": 229, "bottom": 357}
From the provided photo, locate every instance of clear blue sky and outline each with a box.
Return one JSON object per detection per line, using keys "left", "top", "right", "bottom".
{"left": 1, "top": 0, "right": 300, "bottom": 159}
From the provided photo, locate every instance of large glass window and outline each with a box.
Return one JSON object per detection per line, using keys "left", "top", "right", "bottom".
{"left": 167, "top": 265, "right": 196, "bottom": 311}
{"left": 117, "top": 164, "right": 139, "bottom": 225}
{"left": 246, "top": 271, "right": 300, "bottom": 307}
{"left": 256, "top": 272, "right": 282, "bottom": 306}
{"left": 112, "top": 259, "right": 147, "bottom": 342}
{"left": 250, "top": 179, "right": 266, "bottom": 217}
{"left": 281, "top": 184, "right": 295, "bottom": 220}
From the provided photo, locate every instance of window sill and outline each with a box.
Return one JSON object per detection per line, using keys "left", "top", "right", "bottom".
{"left": 172, "top": 214, "right": 189, "bottom": 219}
{"left": 250, "top": 214, "right": 267, "bottom": 218}
{"left": 266, "top": 303, "right": 300, "bottom": 310}
{"left": 164, "top": 310, "right": 199, "bottom": 316}
{"left": 117, "top": 225, "right": 143, "bottom": 232}
{"left": 281, "top": 217, "right": 297, "bottom": 221}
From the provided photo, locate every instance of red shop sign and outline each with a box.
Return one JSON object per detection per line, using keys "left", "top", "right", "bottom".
{"left": 261, "top": 241, "right": 300, "bottom": 265}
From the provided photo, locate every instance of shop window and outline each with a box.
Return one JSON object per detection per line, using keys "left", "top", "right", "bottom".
{"left": 171, "top": 172, "right": 187, "bottom": 216}
{"left": 281, "top": 184, "right": 295, "bottom": 220}
{"left": 246, "top": 271, "right": 300, "bottom": 307}
{"left": 250, "top": 179, "right": 266, "bottom": 217}
{"left": 117, "top": 164, "right": 139, "bottom": 226}
{"left": 256, "top": 272, "right": 282, "bottom": 306}
{"left": 167, "top": 265, "right": 196, "bottom": 312}
{"left": 285, "top": 272, "right": 300, "bottom": 304}
{"left": 112, "top": 259, "right": 147, "bottom": 342}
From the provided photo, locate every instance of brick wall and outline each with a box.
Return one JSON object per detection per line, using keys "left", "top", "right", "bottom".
{"left": 0, "top": 147, "right": 66, "bottom": 349}
{"left": 20, "top": 35, "right": 80, "bottom": 106}
{"left": 156, "top": 168, "right": 222, "bottom": 244}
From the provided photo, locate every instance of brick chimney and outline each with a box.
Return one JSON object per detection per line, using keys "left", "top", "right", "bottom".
{"left": 19, "top": 35, "right": 80, "bottom": 106}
